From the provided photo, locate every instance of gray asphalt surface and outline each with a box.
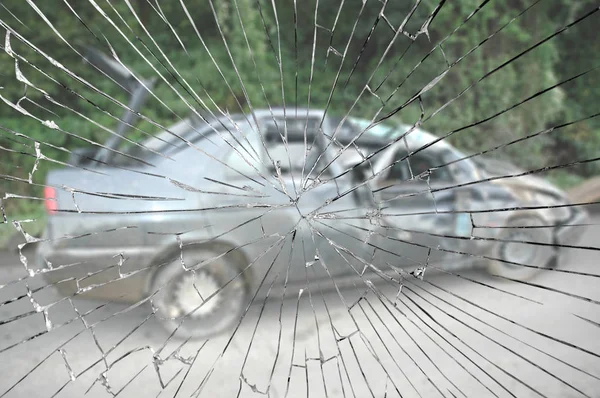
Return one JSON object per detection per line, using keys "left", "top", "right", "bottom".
{"left": 0, "top": 217, "right": 599, "bottom": 398}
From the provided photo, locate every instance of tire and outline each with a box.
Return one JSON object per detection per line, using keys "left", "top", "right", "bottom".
{"left": 486, "top": 216, "right": 556, "bottom": 281}
{"left": 150, "top": 248, "right": 250, "bottom": 340}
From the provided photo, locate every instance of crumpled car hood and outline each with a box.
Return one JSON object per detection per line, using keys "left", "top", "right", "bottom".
{"left": 494, "top": 173, "right": 567, "bottom": 198}
{"left": 475, "top": 157, "right": 567, "bottom": 198}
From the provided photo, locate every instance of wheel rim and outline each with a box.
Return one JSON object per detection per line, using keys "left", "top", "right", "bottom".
{"left": 500, "top": 231, "right": 538, "bottom": 267}
{"left": 155, "top": 263, "right": 247, "bottom": 338}
{"left": 170, "top": 270, "right": 222, "bottom": 318}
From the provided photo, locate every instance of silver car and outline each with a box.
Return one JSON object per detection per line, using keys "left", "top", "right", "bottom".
{"left": 34, "top": 49, "right": 587, "bottom": 338}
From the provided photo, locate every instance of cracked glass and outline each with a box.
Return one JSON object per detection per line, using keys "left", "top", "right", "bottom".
{"left": 0, "top": 0, "right": 599, "bottom": 397}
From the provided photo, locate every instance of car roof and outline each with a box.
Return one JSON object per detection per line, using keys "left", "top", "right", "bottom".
{"left": 347, "top": 117, "right": 453, "bottom": 152}
{"left": 136, "top": 109, "right": 457, "bottom": 158}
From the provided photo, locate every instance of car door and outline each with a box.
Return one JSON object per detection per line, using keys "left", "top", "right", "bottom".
{"left": 369, "top": 143, "right": 457, "bottom": 274}
{"left": 198, "top": 119, "right": 316, "bottom": 293}
{"left": 292, "top": 119, "right": 376, "bottom": 285}
{"left": 258, "top": 119, "right": 372, "bottom": 285}
{"left": 294, "top": 165, "right": 373, "bottom": 284}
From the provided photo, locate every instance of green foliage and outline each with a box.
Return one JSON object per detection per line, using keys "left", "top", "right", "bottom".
{"left": 0, "top": 0, "right": 597, "bottom": 219}
{"left": 549, "top": 0, "right": 600, "bottom": 176}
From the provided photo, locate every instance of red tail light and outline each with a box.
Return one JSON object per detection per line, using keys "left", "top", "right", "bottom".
{"left": 44, "top": 186, "right": 57, "bottom": 214}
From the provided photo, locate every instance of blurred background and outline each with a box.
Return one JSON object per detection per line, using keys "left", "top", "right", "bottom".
{"left": 0, "top": 0, "right": 598, "bottom": 243}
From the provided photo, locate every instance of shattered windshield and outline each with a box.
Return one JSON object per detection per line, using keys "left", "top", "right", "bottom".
{"left": 0, "top": 1, "right": 599, "bottom": 398}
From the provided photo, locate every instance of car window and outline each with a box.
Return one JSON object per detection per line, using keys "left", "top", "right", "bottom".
{"left": 260, "top": 117, "right": 326, "bottom": 176}
{"left": 265, "top": 142, "right": 321, "bottom": 173}
{"left": 441, "top": 149, "right": 480, "bottom": 183}
{"left": 386, "top": 159, "right": 410, "bottom": 181}
{"left": 407, "top": 152, "right": 452, "bottom": 183}
{"left": 223, "top": 130, "right": 265, "bottom": 177}
{"left": 377, "top": 149, "right": 410, "bottom": 186}
{"left": 379, "top": 148, "right": 453, "bottom": 186}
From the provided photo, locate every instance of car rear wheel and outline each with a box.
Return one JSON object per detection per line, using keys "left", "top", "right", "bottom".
{"left": 486, "top": 216, "right": 556, "bottom": 281}
{"left": 150, "top": 248, "right": 250, "bottom": 339}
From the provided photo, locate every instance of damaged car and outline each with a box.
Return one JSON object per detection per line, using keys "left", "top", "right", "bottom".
{"left": 34, "top": 48, "right": 588, "bottom": 338}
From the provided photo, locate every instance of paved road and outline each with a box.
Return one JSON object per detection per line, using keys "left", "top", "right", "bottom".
{"left": 0, "top": 217, "right": 599, "bottom": 398}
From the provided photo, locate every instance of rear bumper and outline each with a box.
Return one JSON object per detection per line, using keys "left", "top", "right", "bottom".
{"left": 554, "top": 206, "right": 589, "bottom": 246}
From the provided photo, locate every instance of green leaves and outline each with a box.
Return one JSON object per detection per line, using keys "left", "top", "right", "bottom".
{"left": 0, "top": 0, "right": 596, "bottom": 216}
